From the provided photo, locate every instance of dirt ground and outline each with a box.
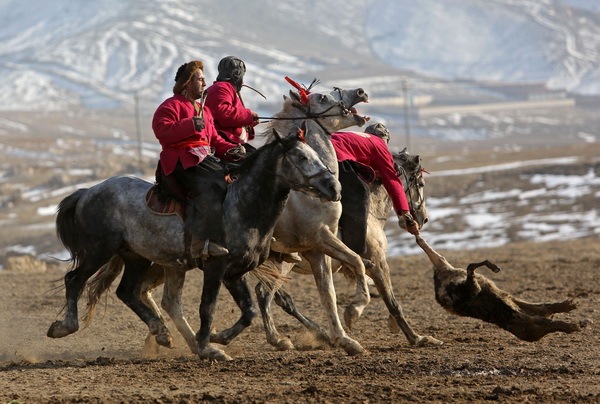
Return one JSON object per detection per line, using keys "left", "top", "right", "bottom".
{"left": 0, "top": 237, "right": 598, "bottom": 403}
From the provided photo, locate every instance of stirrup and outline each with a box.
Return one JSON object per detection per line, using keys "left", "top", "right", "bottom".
{"left": 200, "top": 239, "right": 211, "bottom": 261}
{"left": 200, "top": 239, "right": 229, "bottom": 260}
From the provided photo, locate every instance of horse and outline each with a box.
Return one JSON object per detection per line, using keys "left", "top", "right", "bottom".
{"left": 80, "top": 84, "right": 376, "bottom": 357}
{"left": 47, "top": 127, "right": 340, "bottom": 361}
{"left": 256, "top": 148, "right": 444, "bottom": 351}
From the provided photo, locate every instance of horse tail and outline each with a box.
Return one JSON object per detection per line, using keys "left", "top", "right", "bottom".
{"left": 250, "top": 261, "right": 291, "bottom": 292}
{"left": 56, "top": 188, "right": 88, "bottom": 268}
{"left": 82, "top": 255, "right": 124, "bottom": 327}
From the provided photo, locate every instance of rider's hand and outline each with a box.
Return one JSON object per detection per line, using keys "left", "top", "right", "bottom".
{"left": 251, "top": 111, "right": 260, "bottom": 127}
{"left": 399, "top": 211, "right": 420, "bottom": 235}
{"left": 228, "top": 145, "right": 246, "bottom": 160}
{"left": 192, "top": 116, "right": 205, "bottom": 132}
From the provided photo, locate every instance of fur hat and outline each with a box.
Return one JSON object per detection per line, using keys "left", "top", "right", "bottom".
{"left": 216, "top": 56, "right": 246, "bottom": 92}
{"left": 365, "top": 122, "right": 391, "bottom": 143}
{"left": 173, "top": 60, "right": 204, "bottom": 94}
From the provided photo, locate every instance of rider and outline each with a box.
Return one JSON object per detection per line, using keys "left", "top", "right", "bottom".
{"left": 205, "top": 56, "right": 260, "bottom": 150}
{"left": 152, "top": 60, "right": 246, "bottom": 265}
{"left": 331, "top": 122, "right": 420, "bottom": 255}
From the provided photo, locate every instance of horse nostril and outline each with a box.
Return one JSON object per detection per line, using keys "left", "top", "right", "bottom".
{"left": 424, "top": 218, "right": 429, "bottom": 224}
{"left": 357, "top": 89, "right": 365, "bottom": 97}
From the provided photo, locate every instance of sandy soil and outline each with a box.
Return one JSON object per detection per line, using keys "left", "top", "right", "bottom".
{"left": 1, "top": 237, "right": 598, "bottom": 403}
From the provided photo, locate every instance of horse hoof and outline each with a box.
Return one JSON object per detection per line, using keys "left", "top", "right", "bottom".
{"left": 342, "top": 338, "right": 367, "bottom": 356}
{"left": 343, "top": 305, "right": 364, "bottom": 329}
{"left": 47, "top": 321, "right": 77, "bottom": 338}
{"left": 198, "top": 347, "right": 233, "bottom": 361}
{"left": 156, "top": 333, "right": 174, "bottom": 349}
{"left": 210, "top": 332, "right": 232, "bottom": 345}
{"left": 414, "top": 335, "right": 444, "bottom": 347}
{"left": 274, "top": 338, "right": 295, "bottom": 351}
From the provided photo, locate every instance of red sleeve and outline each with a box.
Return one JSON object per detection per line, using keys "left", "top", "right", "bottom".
{"left": 203, "top": 108, "right": 239, "bottom": 161}
{"left": 152, "top": 97, "right": 197, "bottom": 145}
{"left": 205, "top": 82, "right": 254, "bottom": 127}
{"left": 372, "top": 142, "right": 410, "bottom": 213}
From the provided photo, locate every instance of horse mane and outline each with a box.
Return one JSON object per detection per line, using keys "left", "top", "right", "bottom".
{"left": 261, "top": 95, "right": 305, "bottom": 138}
{"left": 229, "top": 134, "right": 298, "bottom": 178}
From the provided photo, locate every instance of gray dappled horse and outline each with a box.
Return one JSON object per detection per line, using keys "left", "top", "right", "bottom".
{"left": 48, "top": 128, "right": 340, "bottom": 361}
{"left": 86, "top": 85, "right": 378, "bottom": 357}
{"left": 257, "top": 149, "right": 444, "bottom": 351}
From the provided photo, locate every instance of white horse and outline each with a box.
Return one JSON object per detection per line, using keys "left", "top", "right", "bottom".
{"left": 256, "top": 149, "right": 444, "bottom": 351}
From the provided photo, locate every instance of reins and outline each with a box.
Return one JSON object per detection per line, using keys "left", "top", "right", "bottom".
{"left": 257, "top": 87, "right": 350, "bottom": 132}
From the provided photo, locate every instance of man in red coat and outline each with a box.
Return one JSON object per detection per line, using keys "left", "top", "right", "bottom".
{"left": 205, "top": 56, "right": 259, "bottom": 147}
{"left": 152, "top": 60, "right": 245, "bottom": 264}
{"left": 331, "top": 123, "right": 420, "bottom": 254}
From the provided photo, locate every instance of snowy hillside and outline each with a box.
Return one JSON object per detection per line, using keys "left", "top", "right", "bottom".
{"left": 0, "top": 0, "right": 599, "bottom": 112}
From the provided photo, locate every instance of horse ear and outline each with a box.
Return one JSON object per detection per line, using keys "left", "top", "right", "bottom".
{"left": 401, "top": 147, "right": 408, "bottom": 153}
{"left": 289, "top": 90, "right": 300, "bottom": 102}
{"left": 300, "top": 120, "right": 308, "bottom": 133}
{"left": 272, "top": 128, "right": 283, "bottom": 143}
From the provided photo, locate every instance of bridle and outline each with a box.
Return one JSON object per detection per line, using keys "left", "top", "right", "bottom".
{"left": 396, "top": 162, "right": 427, "bottom": 217}
{"left": 276, "top": 141, "right": 333, "bottom": 192}
{"left": 258, "top": 87, "right": 351, "bottom": 135}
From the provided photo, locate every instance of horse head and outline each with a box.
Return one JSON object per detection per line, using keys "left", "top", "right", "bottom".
{"left": 393, "top": 148, "right": 428, "bottom": 229}
{"left": 273, "top": 126, "right": 341, "bottom": 202}
{"left": 282, "top": 83, "right": 369, "bottom": 133}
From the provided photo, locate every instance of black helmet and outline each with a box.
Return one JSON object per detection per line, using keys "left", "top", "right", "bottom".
{"left": 216, "top": 56, "right": 246, "bottom": 92}
{"left": 365, "top": 122, "right": 390, "bottom": 143}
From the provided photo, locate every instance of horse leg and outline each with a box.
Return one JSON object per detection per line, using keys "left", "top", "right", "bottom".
{"left": 210, "top": 275, "right": 257, "bottom": 345}
{"left": 195, "top": 264, "right": 231, "bottom": 361}
{"left": 303, "top": 249, "right": 366, "bottom": 356}
{"left": 318, "top": 231, "right": 370, "bottom": 329}
{"left": 366, "top": 259, "right": 443, "bottom": 346}
{"left": 255, "top": 281, "right": 295, "bottom": 350}
{"left": 116, "top": 255, "right": 173, "bottom": 349}
{"left": 159, "top": 267, "right": 199, "bottom": 354}
{"left": 139, "top": 263, "right": 167, "bottom": 355}
{"left": 47, "top": 249, "right": 115, "bottom": 339}
{"left": 273, "top": 287, "right": 333, "bottom": 346}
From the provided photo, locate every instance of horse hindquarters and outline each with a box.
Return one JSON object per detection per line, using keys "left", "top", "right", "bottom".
{"left": 48, "top": 190, "right": 123, "bottom": 339}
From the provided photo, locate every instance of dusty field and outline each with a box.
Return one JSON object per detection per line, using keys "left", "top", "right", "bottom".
{"left": 1, "top": 237, "right": 598, "bottom": 403}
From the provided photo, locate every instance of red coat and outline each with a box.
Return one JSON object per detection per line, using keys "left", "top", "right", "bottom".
{"left": 152, "top": 94, "right": 237, "bottom": 175}
{"left": 205, "top": 81, "right": 255, "bottom": 144}
{"left": 331, "top": 131, "right": 410, "bottom": 213}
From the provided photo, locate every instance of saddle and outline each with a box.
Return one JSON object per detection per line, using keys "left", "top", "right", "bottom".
{"left": 145, "top": 161, "right": 188, "bottom": 223}
{"left": 145, "top": 185, "right": 186, "bottom": 223}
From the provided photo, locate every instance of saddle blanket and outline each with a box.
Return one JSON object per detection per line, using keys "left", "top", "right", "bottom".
{"left": 145, "top": 185, "right": 186, "bottom": 223}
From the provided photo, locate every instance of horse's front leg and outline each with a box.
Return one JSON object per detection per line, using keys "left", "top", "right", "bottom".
{"left": 366, "top": 259, "right": 443, "bottom": 347}
{"left": 303, "top": 249, "right": 366, "bottom": 356}
{"left": 196, "top": 263, "right": 231, "bottom": 361}
{"left": 210, "top": 274, "right": 257, "bottom": 345}
{"left": 318, "top": 231, "right": 370, "bottom": 329}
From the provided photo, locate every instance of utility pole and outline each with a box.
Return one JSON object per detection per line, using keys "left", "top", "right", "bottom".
{"left": 134, "top": 92, "right": 143, "bottom": 174}
{"left": 401, "top": 79, "right": 412, "bottom": 151}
